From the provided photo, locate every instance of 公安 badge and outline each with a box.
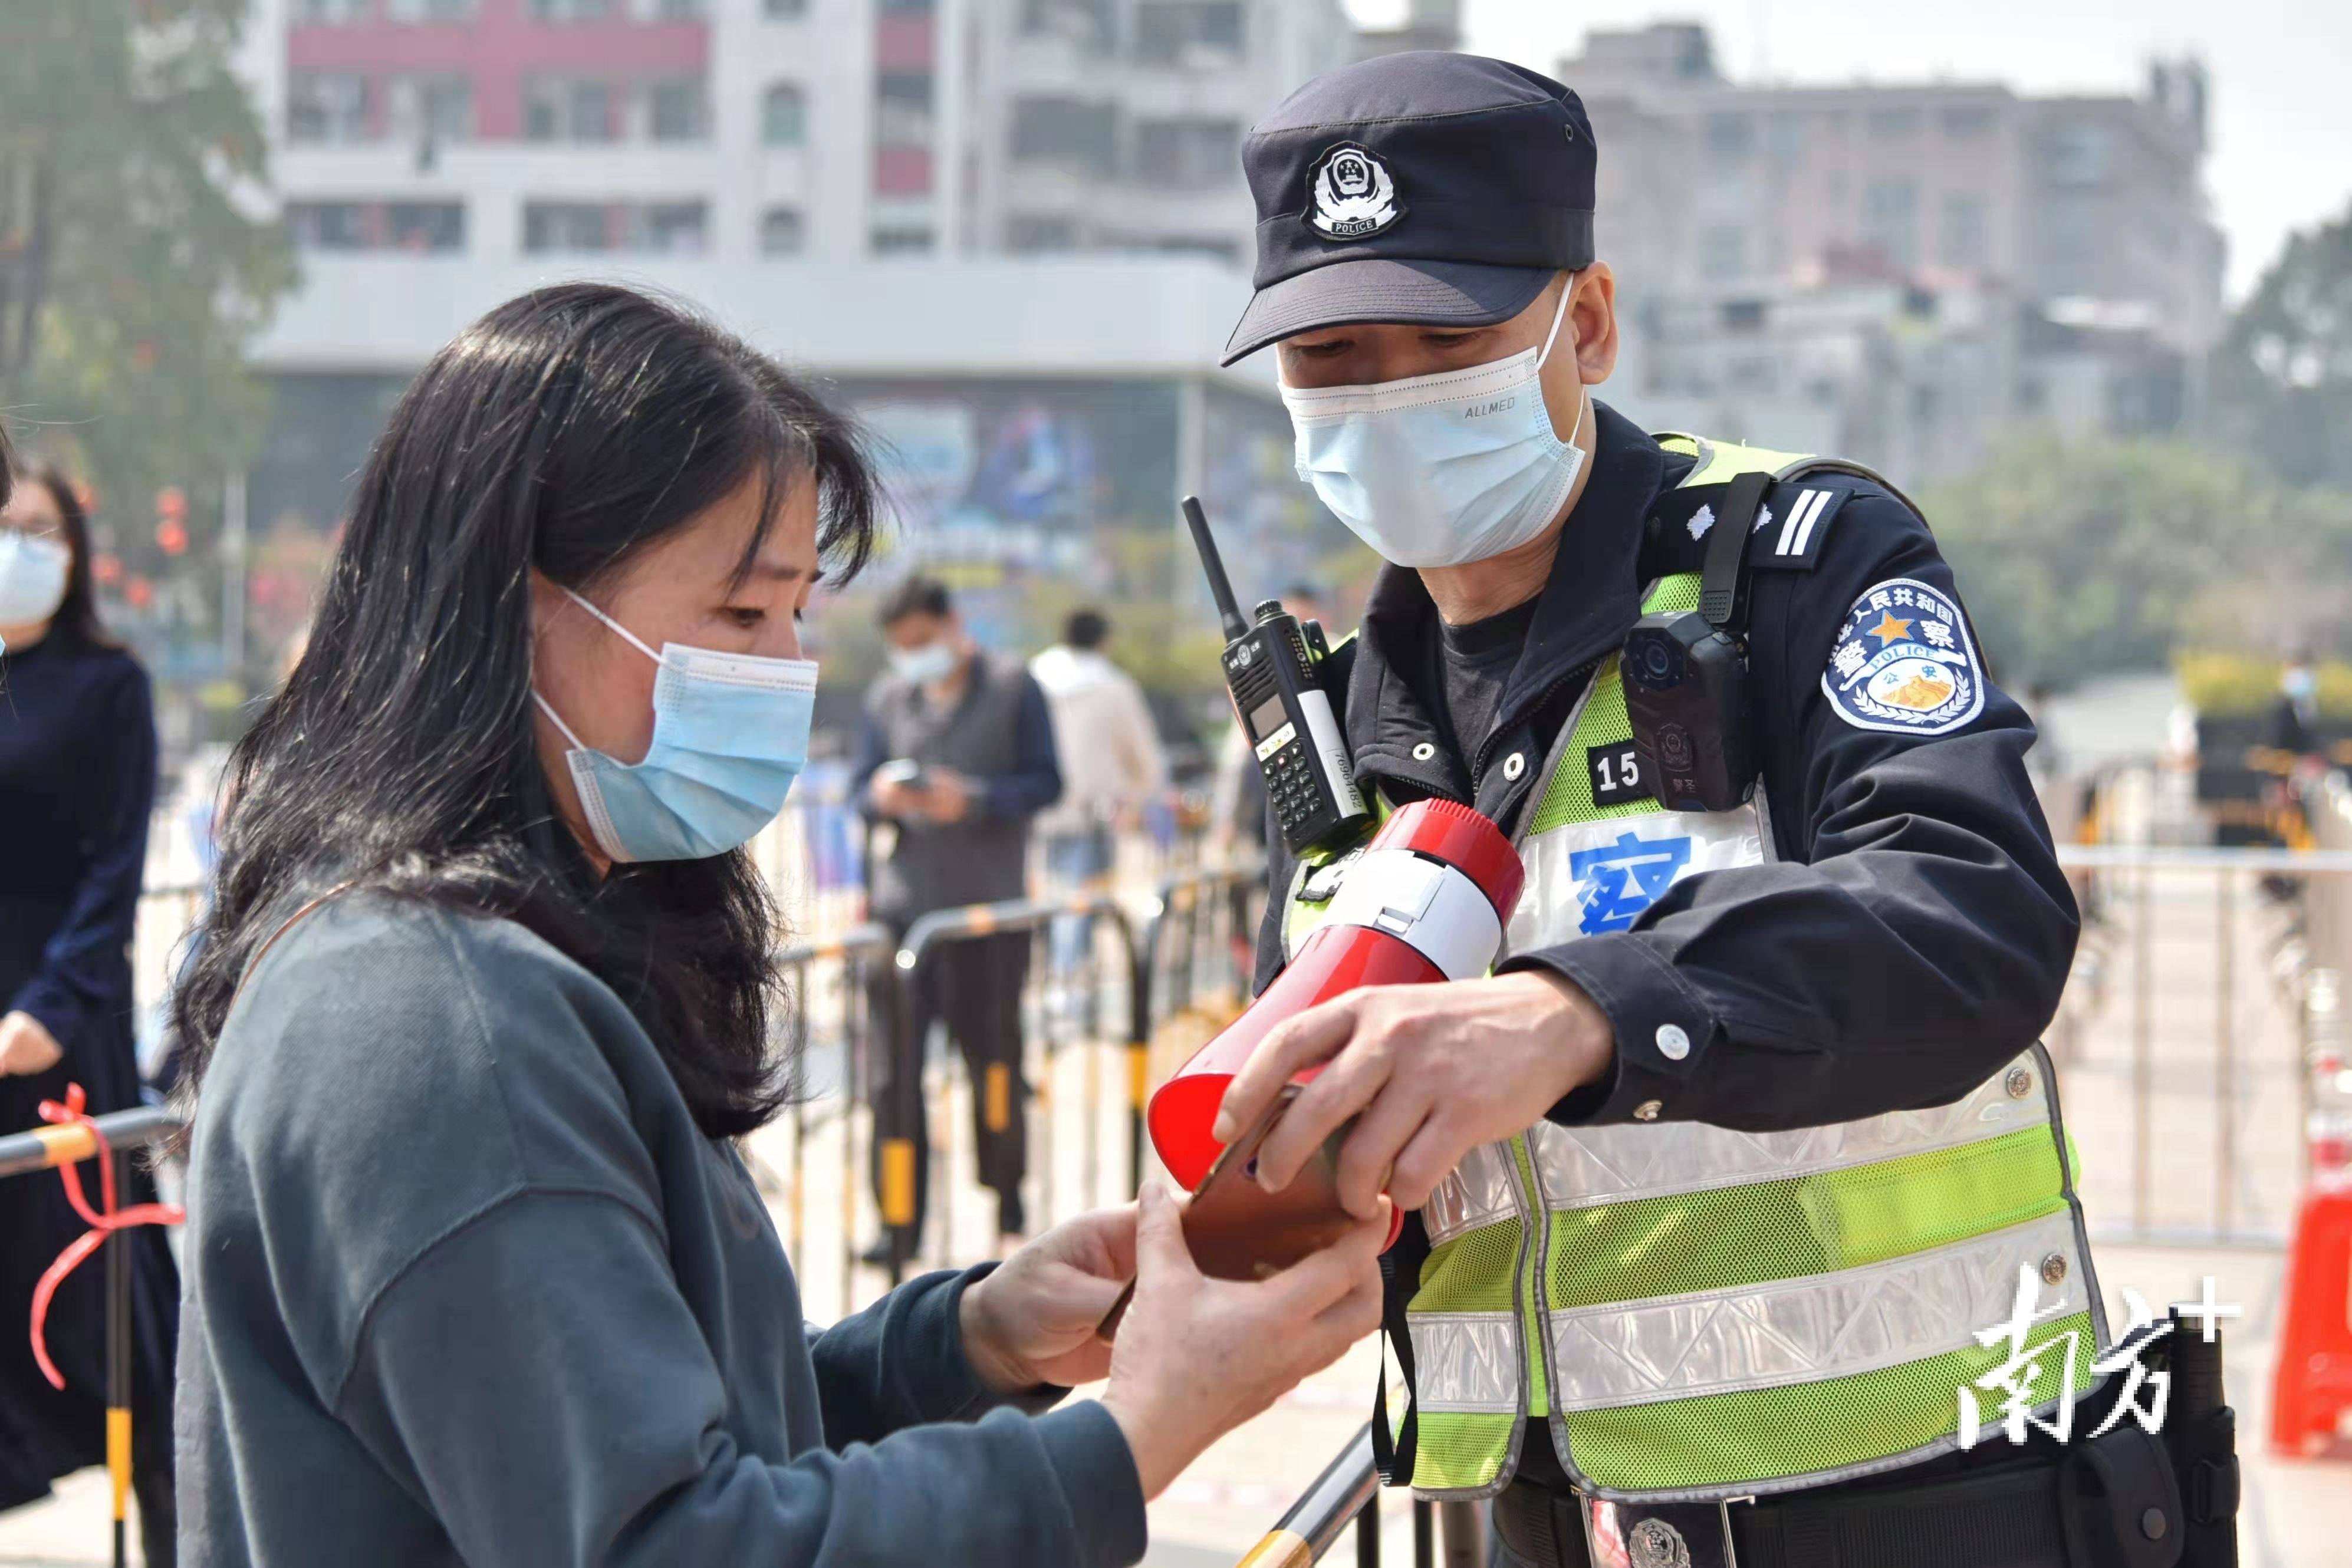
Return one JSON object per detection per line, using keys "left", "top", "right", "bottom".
{"left": 1305, "top": 142, "right": 1404, "bottom": 241}
{"left": 1822, "top": 577, "right": 1985, "bottom": 734}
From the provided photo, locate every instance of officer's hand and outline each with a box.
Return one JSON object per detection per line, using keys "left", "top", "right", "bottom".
{"left": 1212, "top": 973, "right": 1614, "bottom": 1220}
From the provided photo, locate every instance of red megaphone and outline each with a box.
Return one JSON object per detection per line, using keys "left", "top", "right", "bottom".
{"left": 1148, "top": 799, "right": 1526, "bottom": 1196}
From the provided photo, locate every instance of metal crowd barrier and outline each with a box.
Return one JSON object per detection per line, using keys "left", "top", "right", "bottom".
{"left": 2050, "top": 841, "right": 2352, "bottom": 1246}
{"left": 0, "top": 1103, "right": 183, "bottom": 1568}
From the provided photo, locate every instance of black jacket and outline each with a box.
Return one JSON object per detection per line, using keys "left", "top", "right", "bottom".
{"left": 1252, "top": 402, "right": 2080, "bottom": 1135}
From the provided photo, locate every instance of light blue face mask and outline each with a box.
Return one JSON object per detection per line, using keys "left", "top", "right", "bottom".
{"left": 888, "top": 640, "right": 958, "bottom": 687}
{"left": 533, "top": 587, "right": 817, "bottom": 864}
{"left": 1281, "top": 282, "right": 1588, "bottom": 569}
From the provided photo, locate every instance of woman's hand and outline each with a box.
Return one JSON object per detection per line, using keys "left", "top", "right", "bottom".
{"left": 0, "top": 1010, "right": 62, "bottom": 1077}
{"left": 958, "top": 1205, "right": 1137, "bottom": 1393}
{"left": 1100, "top": 1181, "right": 1387, "bottom": 1500}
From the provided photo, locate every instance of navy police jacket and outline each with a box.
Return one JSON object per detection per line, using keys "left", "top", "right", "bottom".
{"left": 1251, "top": 401, "right": 2081, "bottom": 1136}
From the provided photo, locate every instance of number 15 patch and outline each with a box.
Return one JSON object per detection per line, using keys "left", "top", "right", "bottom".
{"left": 1587, "top": 742, "right": 1652, "bottom": 806}
{"left": 1822, "top": 577, "right": 1985, "bottom": 735}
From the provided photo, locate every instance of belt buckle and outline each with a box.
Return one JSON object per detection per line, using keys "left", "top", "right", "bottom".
{"left": 1580, "top": 1495, "right": 1750, "bottom": 1568}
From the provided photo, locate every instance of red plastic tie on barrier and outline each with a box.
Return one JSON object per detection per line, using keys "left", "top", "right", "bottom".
{"left": 27, "top": 1083, "right": 185, "bottom": 1391}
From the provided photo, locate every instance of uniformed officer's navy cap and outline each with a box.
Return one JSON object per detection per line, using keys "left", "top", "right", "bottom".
{"left": 1221, "top": 51, "right": 1597, "bottom": 366}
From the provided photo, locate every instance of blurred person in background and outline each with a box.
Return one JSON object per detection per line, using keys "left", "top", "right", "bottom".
{"left": 855, "top": 577, "right": 1061, "bottom": 1261}
{"left": 1029, "top": 607, "right": 1166, "bottom": 986}
{"left": 0, "top": 463, "right": 178, "bottom": 1563}
{"left": 169, "top": 285, "right": 1384, "bottom": 1566}
{"left": 1208, "top": 584, "right": 1328, "bottom": 861}
{"left": 2270, "top": 648, "right": 2323, "bottom": 762}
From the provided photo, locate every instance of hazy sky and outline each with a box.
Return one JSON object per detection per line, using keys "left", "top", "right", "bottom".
{"left": 1347, "top": 1, "right": 2350, "bottom": 300}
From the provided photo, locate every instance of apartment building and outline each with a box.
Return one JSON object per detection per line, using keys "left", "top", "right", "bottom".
{"left": 227, "top": 2, "right": 1362, "bottom": 662}
{"left": 1557, "top": 24, "right": 2226, "bottom": 474}
{"left": 246, "top": 0, "right": 1347, "bottom": 267}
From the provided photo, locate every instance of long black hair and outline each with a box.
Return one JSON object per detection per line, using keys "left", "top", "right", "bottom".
{"left": 23, "top": 467, "right": 121, "bottom": 651}
{"left": 172, "top": 284, "right": 879, "bottom": 1137}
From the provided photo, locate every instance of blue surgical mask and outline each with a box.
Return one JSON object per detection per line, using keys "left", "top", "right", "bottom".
{"left": 1282, "top": 283, "right": 1588, "bottom": 568}
{"left": 533, "top": 588, "right": 815, "bottom": 864}
{"left": 0, "top": 531, "right": 72, "bottom": 625}
{"left": 2285, "top": 667, "right": 2318, "bottom": 703}
{"left": 888, "top": 640, "right": 958, "bottom": 687}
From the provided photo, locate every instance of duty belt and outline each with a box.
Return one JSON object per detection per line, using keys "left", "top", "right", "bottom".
{"left": 1491, "top": 1408, "right": 2236, "bottom": 1568}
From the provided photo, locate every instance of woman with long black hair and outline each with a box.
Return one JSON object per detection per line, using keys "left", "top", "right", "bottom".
{"left": 0, "top": 461, "right": 179, "bottom": 1561}
{"left": 170, "top": 284, "right": 1384, "bottom": 1566}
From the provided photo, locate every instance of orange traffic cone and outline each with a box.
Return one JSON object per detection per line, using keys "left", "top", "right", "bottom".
{"left": 2271, "top": 1182, "right": 2352, "bottom": 1457}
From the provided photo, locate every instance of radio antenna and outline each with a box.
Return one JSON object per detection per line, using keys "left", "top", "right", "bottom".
{"left": 1182, "top": 495, "right": 1250, "bottom": 643}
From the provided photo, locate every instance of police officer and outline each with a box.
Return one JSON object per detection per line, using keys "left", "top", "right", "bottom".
{"left": 1210, "top": 53, "right": 2229, "bottom": 1568}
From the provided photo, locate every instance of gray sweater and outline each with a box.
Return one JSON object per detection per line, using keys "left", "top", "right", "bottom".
{"left": 176, "top": 894, "right": 1146, "bottom": 1566}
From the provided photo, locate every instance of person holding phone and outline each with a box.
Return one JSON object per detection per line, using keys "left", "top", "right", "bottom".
{"left": 169, "top": 284, "right": 1386, "bottom": 1567}
{"left": 852, "top": 575, "right": 1063, "bottom": 1260}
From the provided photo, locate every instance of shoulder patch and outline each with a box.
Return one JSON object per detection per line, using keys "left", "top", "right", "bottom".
{"left": 1746, "top": 483, "right": 1848, "bottom": 570}
{"left": 1821, "top": 577, "right": 1985, "bottom": 736}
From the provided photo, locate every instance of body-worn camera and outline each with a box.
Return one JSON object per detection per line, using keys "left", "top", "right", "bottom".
{"left": 1623, "top": 614, "right": 1754, "bottom": 813}
{"left": 1623, "top": 469, "right": 1771, "bottom": 815}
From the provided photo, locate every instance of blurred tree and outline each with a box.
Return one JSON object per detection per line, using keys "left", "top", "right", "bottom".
{"left": 1923, "top": 432, "right": 2352, "bottom": 687}
{"left": 0, "top": 0, "right": 293, "bottom": 637}
{"left": 2210, "top": 199, "right": 2352, "bottom": 490}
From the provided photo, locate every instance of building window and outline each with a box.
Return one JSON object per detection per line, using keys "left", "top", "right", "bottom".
{"left": 525, "top": 77, "right": 616, "bottom": 142}
{"left": 287, "top": 201, "right": 367, "bottom": 250}
{"left": 1134, "top": 118, "right": 1239, "bottom": 189}
{"left": 387, "top": 73, "right": 473, "bottom": 143}
{"left": 1942, "top": 104, "right": 1997, "bottom": 139}
{"left": 759, "top": 207, "right": 807, "bottom": 255}
{"left": 875, "top": 72, "right": 934, "bottom": 149}
{"left": 287, "top": 200, "right": 466, "bottom": 253}
{"left": 295, "top": 0, "right": 372, "bottom": 21}
{"left": 640, "top": 201, "right": 708, "bottom": 252}
{"left": 1008, "top": 215, "right": 1077, "bottom": 253}
{"left": 1861, "top": 177, "right": 1918, "bottom": 269}
{"left": 529, "top": 0, "right": 616, "bottom": 19}
{"left": 287, "top": 73, "right": 371, "bottom": 144}
{"left": 870, "top": 225, "right": 935, "bottom": 255}
{"left": 1866, "top": 107, "right": 1922, "bottom": 138}
{"left": 1011, "top": 95, "right": 1116, "bottom": 174}
{"left": 1764, "top": 111, "right": 1805, "bottom": 160}
{"left": 1699, "top": 223, "right": 1746, "bottom": 281}
{"left": 1133, "top": 1, "right": 1243, "bottom": 64}
{"left": 522, "top": 200, "right": 708, "bottom": 254}
{"left": 648, "top": 78, "right": 707, "bottom": 141}
{"left": 764, "top": 0, "right": 808, "bottom": 15}
{"left": 1939, "top": 193, "right": 1987, "bottom": 268}
{"left": 1703, "top": 112, "right": 1753, "bottom": 156}
{"left": 386, "top": 0, "right": 478, "bottom": 19}
{"left": 763, "top": 83, "right": 807, "bottom": 146}
{"left": 2039, "top": 123, "right": 2111, "bottom": 187}
{"left": 1019, "top": 0, "right": 1108, "bottom": 47}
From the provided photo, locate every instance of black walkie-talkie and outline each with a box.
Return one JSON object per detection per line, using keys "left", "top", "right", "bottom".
{"left": 1183, "top": 496, "right": 1369, "bottom": 856}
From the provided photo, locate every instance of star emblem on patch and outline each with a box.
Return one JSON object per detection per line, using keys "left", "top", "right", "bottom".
{"left": 1821, "top": 577, "right": 1985, "bottom": 735}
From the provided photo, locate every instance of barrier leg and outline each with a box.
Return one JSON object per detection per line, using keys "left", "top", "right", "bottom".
{"left": 107, "top": 1152, "right": 130, "bottom": 1568}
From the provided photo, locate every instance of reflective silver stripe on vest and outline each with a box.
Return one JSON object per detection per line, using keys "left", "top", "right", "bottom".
{"left": 1530, "top": 1052, "right": 2051, "bottom": 1210}
{"left": 1544, "top": 1209, "right": 2085, "bottom": 1412}
{"left": 1422, "top": 1142, "right": 1523, "bottom": 1248}
{"left": 1421, "top": 1053, "right": 2048, "bottom": 1248}
{"left": 1407, "top": 1310, "right": 1522, "bottom": 1413}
